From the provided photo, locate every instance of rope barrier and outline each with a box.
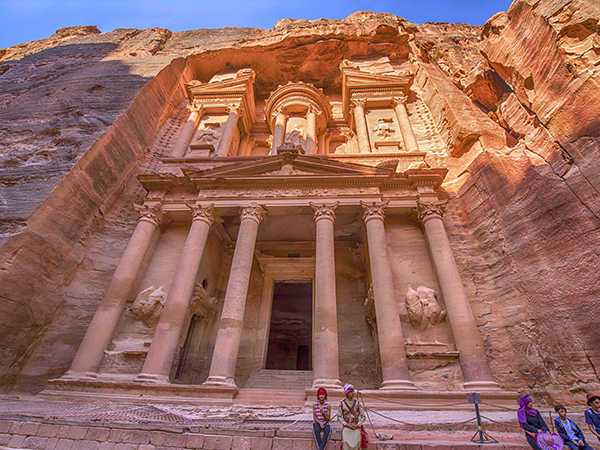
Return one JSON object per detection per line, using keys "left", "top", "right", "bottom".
{"left": 362, "top": 405, "right": 477, "bottom": 428}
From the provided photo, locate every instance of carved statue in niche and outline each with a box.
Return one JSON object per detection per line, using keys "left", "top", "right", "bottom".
{"left": 372, "top": 117, "right": 395, "bottom": 138}
{"left": 405, "top": 285, "right": 447, "bottom": 331}
{"left": 131, "top": 286, "right": 167, "bottom": 327}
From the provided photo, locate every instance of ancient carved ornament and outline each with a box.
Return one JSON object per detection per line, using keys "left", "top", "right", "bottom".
{"left": 134, "top": 203, "right": 164, "bottom": 227}
{"left": 416, "top": 200, "right": 447, "bottom": 224}
{"left": 310, "top": 201, "right": 339, "bottom": 222}
{"left": 405, "top": 286, "right": 447, "bottom": 331}
{"left": 239, "top": 204, "right": 266, "bottom": 223}
{"left": 360, "top": 200, "right": 389, "bottom": 223}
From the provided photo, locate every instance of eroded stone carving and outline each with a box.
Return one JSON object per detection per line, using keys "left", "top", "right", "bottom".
{"left": 372, "top": 117, "right": 395, "bottom": 138}
{"left": 131, "top": 286, "right": 167, "bottom": 327}
{"left": 405, "top": 286, "right": 447, "bottom": 331}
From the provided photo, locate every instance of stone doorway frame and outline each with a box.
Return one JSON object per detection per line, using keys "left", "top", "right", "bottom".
{"left": 254, "top": 253, "right": 316, "bottom": 371}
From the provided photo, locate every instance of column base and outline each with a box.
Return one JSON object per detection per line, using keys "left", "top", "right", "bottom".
{"left": 134, "top": 373, "right": 170, "bottom": 384}
{"left": 380, "top": 379, "right": 418, "bottom": 390}
{"left": 312, "top": 378, "right": 343, "bottom": 390}
{"left": 202, "top": 375, "right": 237, "bottom": 389}
{"left": 59, "top": 370, "right": 99, "bottom": 381}
{"left": 463, "top": 380, "right": 501, "bottom": 391}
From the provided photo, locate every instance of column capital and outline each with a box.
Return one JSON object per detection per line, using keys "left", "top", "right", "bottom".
{"left": 310, "top": 201, "right": 339, "bottom": 222}
{"left": 134, "top": 203, "right": 163, "bottom": 227}
{"left": 416, "top": 200, "right": 447, "bottom": 224}
{"left": 226, "top": 104, "right": 241, "bottom": 115}
{"left": 188, "top": 203, "right": 222, "bottom": 226}
{"left": 360, "top": 200, "right": 389, "bottom": 223}
{"left": 240, "top": 204, "right": 266, "bottom": 224}
{"left": 306, "top": 104, "right": 321, "bottom": 116}
{"left": 350, "top": 97, "right": 367, "bottom": 111}
{"left": 271, "top": 107, "right": 286, "bottom": 121}
{"left": 391, "top": 95, "right": 408, "bottom": 107}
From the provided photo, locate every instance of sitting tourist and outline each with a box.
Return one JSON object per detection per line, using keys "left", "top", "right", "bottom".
{"left": 337, "top": 384, "right": 366, "bottom": 450}
{"left": 312, "top": 387, "right": 331, "bottom": 450}
{"left": 518, "top": 395, "right": 550, "bottom": 450}
{"left": 585, "top": 393, "right": 600, "bottom": 444}
{"left": 554, "top": 405, "right": 593, "bottom": 449}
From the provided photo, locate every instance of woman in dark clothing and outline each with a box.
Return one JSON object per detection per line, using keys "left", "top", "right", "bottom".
{"left": 518, "top": 395, "right": 551, "bottom": 450}
{"left": 554, "top": 405, "right": 593, "bottom": 450}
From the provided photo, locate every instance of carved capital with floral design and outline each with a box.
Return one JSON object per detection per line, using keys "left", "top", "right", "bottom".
{"left": 135, "top": 203, "right": 164, "bottom": 227}
{"left": 240, "top": 204, "right": 266, "bottom": 224}
{"left": 189, "top": 203, "right": 221, "bottom": 226}
{"left": 391, "top": 96, "right": 408, "bottom": 108}
{"left": 360, "top": 200, "right": 389, "bottom": 223}
{"left": 310, "top": 201, "right": 339, "bottom": 223}
{"left": 226, "top": 104, "right": 241, "bottom": 115}
{"left": 350, "top": 97, "right": 367, "bottom": 112}
{"left": 416, "top": 200, "right": 447, "bottom": 224}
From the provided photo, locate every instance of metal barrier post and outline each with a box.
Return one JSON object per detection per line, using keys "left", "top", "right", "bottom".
{"left": 469, "top": 393, "right": 498, "bottom": 444}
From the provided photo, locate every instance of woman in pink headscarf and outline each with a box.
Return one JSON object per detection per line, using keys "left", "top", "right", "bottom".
{"left": 518, "top": 395, "right": 550, "bottom": 450}
{"left": 313, "top": 387, "right": 331, "bottom": 450}
{"left": 337, "top": 384, "right": 366, "bottom": 450}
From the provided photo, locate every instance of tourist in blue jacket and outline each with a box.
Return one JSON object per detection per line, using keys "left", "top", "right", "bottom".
{"left": 554, "top": 405, "right": 594, "bottom": 450}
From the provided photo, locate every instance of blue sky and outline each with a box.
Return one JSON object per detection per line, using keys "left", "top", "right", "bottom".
{"left": 0, "top": 0, "right": 514, "bottom": 50}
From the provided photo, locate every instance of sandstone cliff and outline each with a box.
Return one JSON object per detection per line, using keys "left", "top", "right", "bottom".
{"left": 1, "top": 1, "right": 599, "bottom": 403}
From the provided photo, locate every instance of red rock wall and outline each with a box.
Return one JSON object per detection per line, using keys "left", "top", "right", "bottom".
{"left": 1, "top": 3, "right": 600, "bottom": 403}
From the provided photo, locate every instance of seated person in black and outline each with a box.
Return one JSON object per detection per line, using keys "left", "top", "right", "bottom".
{"left": 517, "top": 395, "right": 550, "bottom": 450}
{"left": 554, "top": 405, "right": 594, "bottom": 450}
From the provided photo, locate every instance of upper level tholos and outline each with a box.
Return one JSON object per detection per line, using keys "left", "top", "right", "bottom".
{"left": 156, "top": 58, "right": 447, "bottom": 169}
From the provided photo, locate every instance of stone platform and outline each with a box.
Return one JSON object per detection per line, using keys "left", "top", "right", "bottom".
{"left": 0, "top": 395, "right": 557, "bottom": 450}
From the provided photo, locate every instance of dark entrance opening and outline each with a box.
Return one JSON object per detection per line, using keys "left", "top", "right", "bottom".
{"left": 266, "top": 281, "right": 312, "bottom": 370}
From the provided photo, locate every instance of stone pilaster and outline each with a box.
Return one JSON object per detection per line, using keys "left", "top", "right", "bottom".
{"left": 214, "top": 105, "right": 240, "bottom": 157}
{"left": 392, "top": 97, "right": 419, "bottom": 152}
{"left": 310, "top": 202, "right": 342, "bottom": 389}
{"left": 361, "top": 201, "right": 415, "bottom": 390}
{"left": 350, "top": 98, "right": 371, "bottom": 153}
{"left": 172, "top": 105, "right": 203, "bottom": 158}
{"left": 63, "top": 204, "right": 163, "bottom": 380}
{"left": 136, "top": 204, "right": 220, "bottom": 383}
{"left": 204, "top": 204, "right": 265, "bottom": 388}
{"left": 417, "top": 200, "right": 499, "bottom": 390}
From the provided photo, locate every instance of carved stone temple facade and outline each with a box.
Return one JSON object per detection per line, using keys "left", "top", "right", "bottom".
{"left": 4, "top": 2, "right": 600, "bottom": 408}
{"left": 42, "top": 60, "right": 513, "bottom": 406}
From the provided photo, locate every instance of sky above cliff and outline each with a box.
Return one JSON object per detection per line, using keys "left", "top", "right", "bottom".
{"left": 0, "top": 0, "right": 514, "bottom": 50}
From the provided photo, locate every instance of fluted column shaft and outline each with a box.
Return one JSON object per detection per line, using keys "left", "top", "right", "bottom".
{"left": 361, "top": 201, "right": 415, "bottom": 390}
{"left": 136, "top": 205, "right": 219, "bottom": 383}
{"left": 172, "top": 107, "right": 202, "bottom": 158}
{"left": 418, "top": 201, "right": 498, "bottom": 389}
{"left": 204, "top": 205, "right": 265, "bottom": 388}
{"left": 310, "top": 202, "right": 341, "bottom": 389}
{"left": 392, "top": 98, "right": 419, "bottom": 152}
{"left": 351, "top": 100, "right": 371, "bottom": 153}
{"left": 271, "top": 111, "right": 286, "bottom": 155}
{"left": 65, "top": 205, "right": 163, "bottom": 379}
{"left": 215, "top": 107, "right": 239, "bottom": 157}
{"left": 305, "top": 109, "right": 317, "bottom": 155}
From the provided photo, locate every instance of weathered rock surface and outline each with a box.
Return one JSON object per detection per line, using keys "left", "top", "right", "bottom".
{"left": 0, "top": 1, "right": 599, "bottom": 403}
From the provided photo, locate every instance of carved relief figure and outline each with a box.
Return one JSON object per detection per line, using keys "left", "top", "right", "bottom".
{"left": 194, "top": 126, "right": 221, "bottom": 147}
{"left": 372, "top": 117, "right": 395, "bottom": 138}
{"left": 405, "top": 285, "right": 447, "bottom": 331}
{"left": 131, "top": 286, "right": 167, "bottom": 327}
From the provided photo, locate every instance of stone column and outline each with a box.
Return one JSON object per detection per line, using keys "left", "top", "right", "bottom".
{"left": 305, "top": 107, "right": 317, "bottom": 155}
{"left": 237, "top": 133, "right": 250, "bottom": 157}
{"left": 270, "top": 110, "right": 286, "bottom": 155}
{"left": 136, "top": 204, "right": 219, "bottom": 383}
{"left": 204, "top": 204, "right": 265, "bottom": 388}
{"left": 317, "top": 132, "right": 326, "bottom": 155}
{"left": 392, "top": 97, "right": 419, "bottom": 152}
{"left": 310, "top": 202, "right": 342, "bottom": 389}
{"left": 172, "top": 105, "right": 203, "bottom": 158}
{"left": 63, "top": 204, "right": 163, "bottom": 379}
{"left": 361, "top": 201, "right": 415, "bottom": 390}
{"left": 351, "top": 99, "right": 371, "bottom": 153}
{"left": 417, "top": 201, "right": 498, "bottom": 389}
{"left": 215, "top": 105, "right": 239, "bottom": 157}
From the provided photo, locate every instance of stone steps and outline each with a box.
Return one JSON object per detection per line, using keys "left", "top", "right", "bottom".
{"left": 243, "top": 369, "right": 314, "bottom": 389}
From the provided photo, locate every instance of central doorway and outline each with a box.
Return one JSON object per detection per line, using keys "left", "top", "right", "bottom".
{"left": 265, "top": 280, "right": 313, "bottom": 370}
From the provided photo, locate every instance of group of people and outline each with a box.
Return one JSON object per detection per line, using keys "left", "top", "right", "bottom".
{"left": 518, "top": 393, "right": 600, "bottom": 450}
{"left": 312, "top": 384, "right": 366, "bottom": 450}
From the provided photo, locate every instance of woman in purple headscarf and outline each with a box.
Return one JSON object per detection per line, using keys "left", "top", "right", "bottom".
{"left": 518, "top": 395, "right": 550, "bottom": 450}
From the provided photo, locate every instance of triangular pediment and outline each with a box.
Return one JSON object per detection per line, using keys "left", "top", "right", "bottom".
{"left": 181, "top": 153, "right": 394, "bottom": 181}
{"left": 185, "top": 69, "right": 255, "bottom": 99}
